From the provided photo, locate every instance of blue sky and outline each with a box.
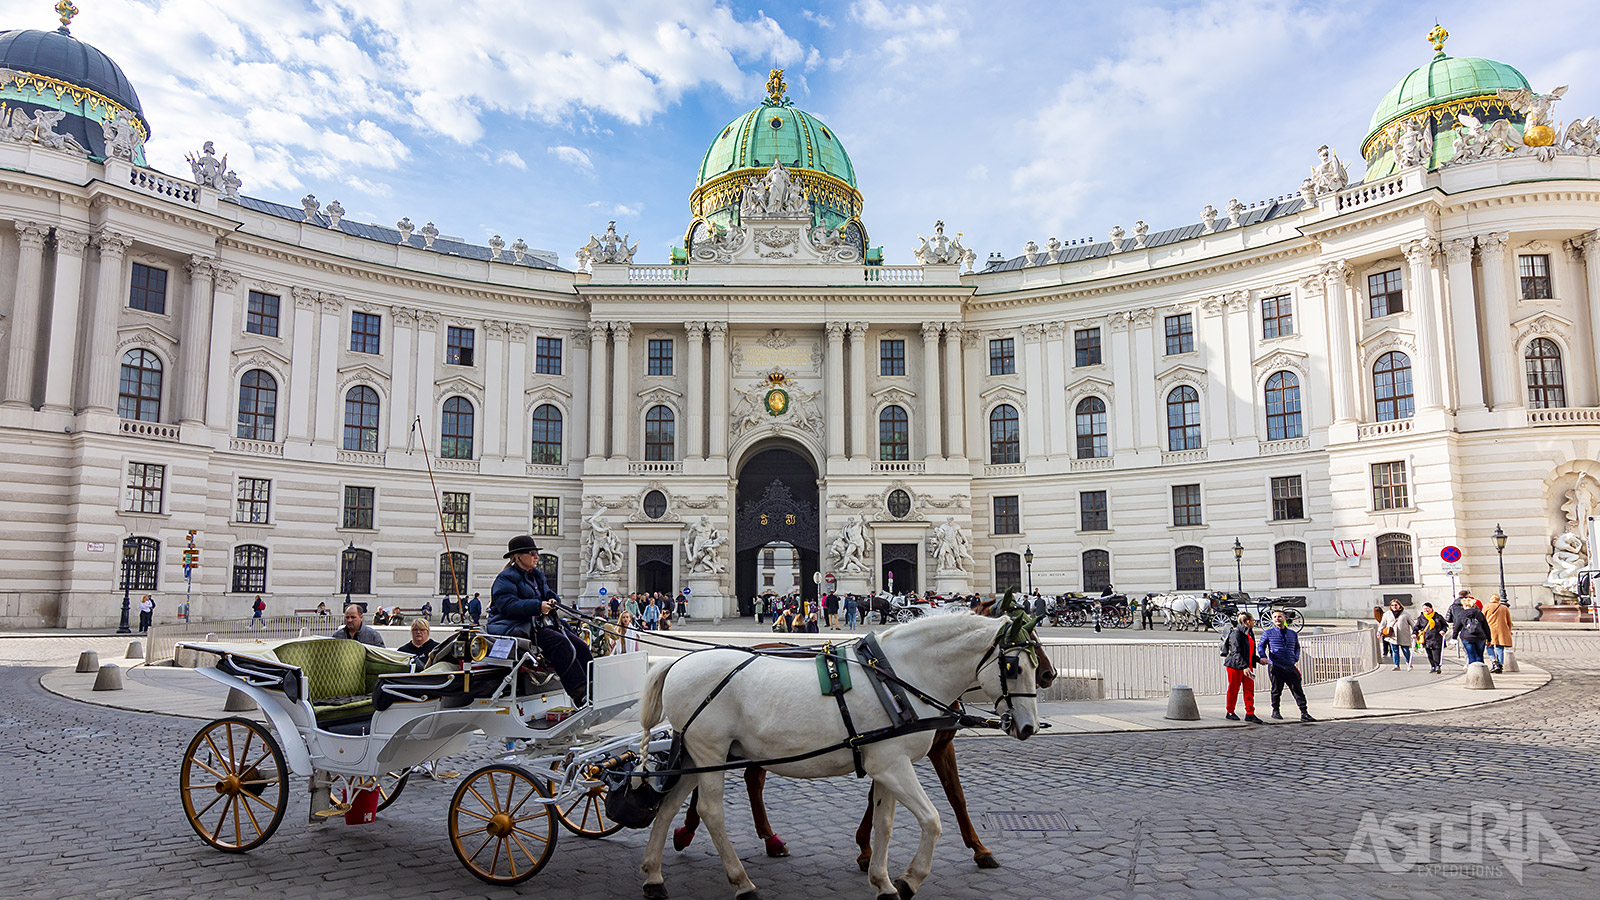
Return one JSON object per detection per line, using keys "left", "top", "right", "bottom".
{"left": 12, "top": 0, "right": 1599, "bottom": 268}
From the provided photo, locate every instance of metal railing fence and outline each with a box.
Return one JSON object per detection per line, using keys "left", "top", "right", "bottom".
{"left": 145, "top": 617, "right": 314, "bottom": 665}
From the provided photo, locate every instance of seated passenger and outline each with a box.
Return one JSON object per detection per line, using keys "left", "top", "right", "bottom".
{"left": 399, "top": 618, "right": 438, "bottom": 659}
{"left": 332, "top": 604, "right": 385, "bottom": 647}
{"left": 486, "top": 535, "right": 591, "bottom": 707}
{"left": 373, "top": 607, "right": 390, "bottom": 626}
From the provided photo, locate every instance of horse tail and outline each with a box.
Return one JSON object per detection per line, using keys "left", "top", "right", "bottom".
{"left": 637, "top": 656, "right": 679, "bottom": 750}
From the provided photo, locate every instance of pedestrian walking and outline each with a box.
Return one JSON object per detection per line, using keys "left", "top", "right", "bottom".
{"left": 676, "top": 591, "right": 690, "bottom": 623}
{"left": 137, "top": 595, "right": 154, "bottom": 632}
{"left": 826, "top": 592, "right": 840, "bottom": 629}
{"left": 1257, "top": 609, "right": 1315, "bottom": 721}
{"left": 1484, "top": 593, "right": 1513, "bottom": 674}
{"left": 1372, "top": 605, "right": 1389, "bottom": 660}
{"left": 249, "top": 595, "right": 266, "bottom": 629}
{"left": 1415, "top": 602, "right": 1448, "bottom": 673}
{"left": 1379, "top": 599, "right": 1416, "bottom": 670}
{"left": 608, "top": 595, "right": 620, "bottom": 621}
{"left": 468, "top": 592, "right": 483, "bottom": 625}
{"left": 1221, "top": 612, "right": 1263, "bottom": 723}
{"left": 1456, "top": 597, "right": 1491, "bottom": 666}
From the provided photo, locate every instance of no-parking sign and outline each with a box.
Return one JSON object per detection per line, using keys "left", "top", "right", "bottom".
{"left": 1441, "top": 546, "right": 1462, "bottom": 563}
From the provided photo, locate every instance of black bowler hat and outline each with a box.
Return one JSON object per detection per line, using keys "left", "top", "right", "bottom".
{"left": 503, "top": 534, "right": 541, "bottom": 558}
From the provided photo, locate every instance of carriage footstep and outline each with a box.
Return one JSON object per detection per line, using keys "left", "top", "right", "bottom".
{"left": 311, "top": 802, "right": 352, "bottom": 820}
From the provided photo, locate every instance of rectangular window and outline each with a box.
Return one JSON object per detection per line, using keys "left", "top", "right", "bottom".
{"left": 441, "top": 491, "right": 471, "bottom": 533}
{"left": 1172, "top": 483, "right": 1202, "bottom": 527}
{"left": 535, "top": 336, "right": 563, "bottom": 375}
{"left": 245, "top": 291, "right": 280, "bottom": 337}
{"left": 342, "top": 486, "right": 375, "bottom": 530}
{"left": 1519, "top": 254, "right": 1553, "bottom": 300}
{"left": 446, "top": 326, "right": 475, "bottom": 367}
{"left": 128, "top": 263, "right": 168, "bottom": 314}
{"left": 989, "top": 338, "right": 1015, "bottom": 375}
{"left": 232, "top": 545, "right": 267, "bottom": 594}
{"left": 1368, "top": 269, "right": 1404, "bottom": 317}
{"left": 763, "top": 548, "right": 775, "bottom": 567}
{"left": 647, "top": 338, "right": 674, "bottom": 376}
{"left": 1079, "top": 490, "right": 1108, "bottom": 532}
{"left": 124, "top": 462, "right": 165, "bottom": 514}
{"left": 1164, "top": 313, "right": 1194, "bottom": 355}
{"left": 1270, "top": 475, "right": 1304, "bottom": 521}
{"left": 1074, "top": 328, "right": 1101, "bottom": 367}
{"left": 1371, "top": 461, "right": 1409, "bottom": 511}
{"left": 879, "top": 339, "right": 905, "bottom": 376}
{"left": 531, "top": 496, "right": 559, "bottom": 536}
{"left": 350, "top": 312, "right": 381, "bottom": 354}
{"left": 1261, "top": 294, "right": 1293, "bottom": 339}
{"left": 993, "top": 496, "right": 1020, "bottom": 535}
{"left": 235, "top": 477, "right": 271, "bottom": 524}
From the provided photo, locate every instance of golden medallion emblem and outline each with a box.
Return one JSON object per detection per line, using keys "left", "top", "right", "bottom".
{"left": 764, "top": 388, "right": 789, "bottom": 416}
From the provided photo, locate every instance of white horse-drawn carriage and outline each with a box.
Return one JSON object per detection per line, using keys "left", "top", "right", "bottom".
{"left": 176, "top": 626, "right": 662, "bottom": 885}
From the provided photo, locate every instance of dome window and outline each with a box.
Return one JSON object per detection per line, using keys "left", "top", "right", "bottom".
{"left": 769, "top": 116, "right": 783, "bottom": 129}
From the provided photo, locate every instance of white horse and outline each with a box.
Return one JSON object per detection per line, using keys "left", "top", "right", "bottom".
{"left": 1143, "top": 592, "right": 1210, "bottom": 631}
{"left": 636, "top": 611, "right": 1042, "bottom": 900}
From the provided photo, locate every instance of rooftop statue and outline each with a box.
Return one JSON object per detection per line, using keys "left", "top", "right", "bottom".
{"left": 1226, "top": 198, "right": 1245, "bottom": 227}
{"left": 1201, "top": 204, "right": 1218, "bottom": 233}
{"left": 1309, "top": 145, "right": 1349, "bottom": 195}
{"left": 99, "top": 109, "right": 142, "bottom": 163}
{"left": 186, "top": 140, "right": 238, "bottom": 191}
{"left": 1394, "top": 117, "right": 1434, "bottom": 168}
{"left": 396, "top": 217, "right": 414, "bottom": 244}
{"left": 0, "top": 108, "right": 88, "bottom": 157}
{"left": 324, "top": 200, "right": 344, "bottom": 228}
{"left": 914, "top": 220, "right": 967, "bottom": 266}
{"left": 766, "top": 68, "right": 787, "bottom": 105}
{"left": 1450, "top": 114, "right": 1521, "bottom": 163}
{"left": 300, "top": 194, "right": 320, "bottom": 223}
{"left": 578, "top": 220, "right": 637, "bottom": 268}
{"left": 1563, "top": 116, "right": 1600, "bottom": 156}
{"left": 740, "top": 160, "right": 808, "bottom": 218}
{"left": 1499, "top": 85, "right": 1568, "bottom": 143}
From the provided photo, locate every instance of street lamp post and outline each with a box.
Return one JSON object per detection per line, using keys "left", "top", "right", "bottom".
{"left": 1232, "top": 538, "right": 1244, "bottom": 595}
{"left": 1493, "top": 524, "right": 1508, "bottom": 601}
{"left": 341, "top": 540, "right": 357, "bottom": 610}
{"left": 1023, "top": 545, "right": 1034, "bottom": 595}
{"left": 116, "top": 537, "right": 134, "bottom": 634}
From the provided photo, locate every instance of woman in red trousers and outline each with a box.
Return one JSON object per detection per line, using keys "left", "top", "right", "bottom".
{"left": 1222, "top": 611, "right": 1264, "bottom": 723}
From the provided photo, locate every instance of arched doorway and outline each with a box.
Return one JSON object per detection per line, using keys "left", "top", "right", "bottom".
{"left": 735, "top": 444, "right": 820, "bottom": 607}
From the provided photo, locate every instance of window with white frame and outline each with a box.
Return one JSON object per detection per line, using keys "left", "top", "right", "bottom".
{"left": 125, "top": 462, "right": 165, "bottom": 513}
{"left": 235, "top": 477, "right": 271, "bottom": 524}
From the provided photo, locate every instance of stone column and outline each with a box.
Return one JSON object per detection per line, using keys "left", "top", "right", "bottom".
{"left": 569, "top": 326, "right": 591, "bottom": 460}
{"left": 586, "top": 323, "right": 608, "bottom": 459}
{"left": 1442, "top": 237, "right": 1486, "bottom": 412}
{"left": 1478, "top": 233, "right": 1518, "bottom": 409}
{"left": 1403, "top": 239, "right": 1444, "bottom": 411}
{"left": 942, "top": 323, "right": 965, "bottom": 458}
{"left": 287, "top": 289, "right": 318, "bottom": 441}
{"left": 1044, "top": 323, "right": 1069, "bottom": 456}
{"left": 1021, "top": 324, "right": 1047, "bottom": 460}
{"left": 685, "top": 321, "right": 706, "bottom": 460}
{"left": 3, "top": 222, "right": 49, "bottom": 408}
{"left": 204, "top": 269, "right": 241, "bottom": 430}
{"left": 83, "top": 231, "right": 133, "bottom": 412}
{"left": 1580, "top": 232, "right": 1600, "bottom": 401}
{"left": 609, "top": 322, "right": 632, "bottom": 459}
{"left": 920, "top": 322, "right": 943, "bottom": 459}
{"left": 824, "top": 321, "right": 846, "bottom": 459}
{"left": 848, "top": 322, "right": 869, "bottom": 459}
{"left": 40, "top": 228, "right": 91, "bottom": 412}
{"left": 708, "top": 322, "right": 729, "bottom": 458}
{"left": 312, "top": 295, "right": 343, "bottom": 443}
{"left": 484, "top": 320, "right": 507, "bottom": 459}
{"left": 506, "top": 324, "right": 530, "bottom": 462}
{"left": 1322, "top": 262, "right": 1357, "bottom": 423}
{"left": 1109, "top": 313, "right": 1136, "bottom": 454}
{"left": 178, "top": 256, "right": 216, "bottom": 425}
{"left": 388, "top": 308, "right": 416, "bottom": 450}
{"left": 413, "top": 312, "right": 439, "bottom": 446}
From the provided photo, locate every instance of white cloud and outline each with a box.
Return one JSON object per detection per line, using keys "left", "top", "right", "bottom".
{"left": 587, "top": 200, "right": 642, "bottom": 217}
{"left": 549, "top": 146, "right": 594, "bottom": 171}
{"left": 801, "top": 10, "right": 834, "bottom": 28}
{"left": 849, "top": 0, "right": 959, "bottom": 61}
{"left": 497, "top": 150, "right": 529, "bottom": 170}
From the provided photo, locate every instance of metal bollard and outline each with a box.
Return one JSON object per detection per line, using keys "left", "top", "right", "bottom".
{"left": 1333, "top": 676, "right": 1366, "bottom": 709}
{"left": 92, "top": 664, "right": 124, "bottom": 691}
{"left": 1164, "top": 685, "right": 1201, "bottom": 721}
{"left": 125, "top": 640, "right": 144, "bottom": 660}
{"left": 75, "top": 650, "right": 100, "bottom": 673}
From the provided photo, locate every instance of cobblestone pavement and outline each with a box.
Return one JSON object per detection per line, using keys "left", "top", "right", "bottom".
{"left": 2, "top": 637, "right": 1595, "bottom": 900}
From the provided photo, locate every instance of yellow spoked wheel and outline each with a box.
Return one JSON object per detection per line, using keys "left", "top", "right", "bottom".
{"left": 449, "top": 764, "right": 558, "bottom": 885}
{"left": 180, "top": 717, "right": 288, "bottom": 853}
{"left": 555, "top": 778, "right": 624, "bottom": 838}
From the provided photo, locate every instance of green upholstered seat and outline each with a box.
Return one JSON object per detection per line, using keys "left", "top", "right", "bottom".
{"left": 273, "top": 639, "right": 407, "bottom": 725}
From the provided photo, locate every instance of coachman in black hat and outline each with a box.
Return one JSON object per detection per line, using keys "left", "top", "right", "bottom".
{"left": 486, "top": 534, "right": 590, "bottom": 706}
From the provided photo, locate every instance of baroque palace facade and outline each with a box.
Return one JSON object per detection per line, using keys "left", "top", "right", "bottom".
{"left": 3, "top": 19, "right": 1600, "bottom": 626}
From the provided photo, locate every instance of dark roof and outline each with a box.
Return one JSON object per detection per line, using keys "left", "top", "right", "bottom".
{"left": 234, "top": 195, "right": 566, "bottom": 272}
{"left": 0, "top": 28, "right": 145, "bottom": 125}
{"left": 981, "top": 197, "right": 1307, "bottom": 274}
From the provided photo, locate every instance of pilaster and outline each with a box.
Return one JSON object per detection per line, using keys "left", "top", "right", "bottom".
{"left": 41, "top": 227, "right": 91, "bottom": 412}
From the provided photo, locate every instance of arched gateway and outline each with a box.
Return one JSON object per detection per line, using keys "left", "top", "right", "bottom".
{"left": 734, "top": 444, "right": 820, "bottom": 607}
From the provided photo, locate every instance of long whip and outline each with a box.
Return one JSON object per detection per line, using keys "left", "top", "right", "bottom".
{"left": 411, "top": 416, "right": 464, "bottom": 601}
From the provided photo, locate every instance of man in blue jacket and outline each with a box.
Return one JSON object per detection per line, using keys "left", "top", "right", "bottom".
{"left": 486, "top": 535, "right": 590, "bottom": 707}
{"left": 1256, "top": 609, "right": 1315, "bottom": 722}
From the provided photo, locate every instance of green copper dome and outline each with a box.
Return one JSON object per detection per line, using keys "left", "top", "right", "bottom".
{"left": 696, "top": 100, "right": 856, "bottom": 188}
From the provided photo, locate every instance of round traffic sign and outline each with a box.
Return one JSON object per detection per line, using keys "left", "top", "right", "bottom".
{"left": 825, "top": 573, "right": 836, "bottom": 586}
{"left": 682, "top": 587, "right": 691, "bottom": 595}
{"left": 1441, "top": 546, "right": 1461, "bottom": 563}
{"left": 598, "top": 587, "right": 608, "bottom": 596}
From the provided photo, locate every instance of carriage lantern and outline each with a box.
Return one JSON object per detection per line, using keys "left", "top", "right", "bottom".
{"left": 1232, "top": 538, "right": 1244, "bottom": 595}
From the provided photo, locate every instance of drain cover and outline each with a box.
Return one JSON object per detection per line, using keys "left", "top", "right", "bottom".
{"left": 985, "top": 811, "right": 1076, "bottom": 831}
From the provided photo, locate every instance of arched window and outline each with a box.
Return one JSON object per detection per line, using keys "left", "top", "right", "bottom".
{"left": 878, "top": 405, "right": 909, "bottom": 460}
{"left": 538, "top": 553, "right": 559, "bottom": 583}
{"left": 236, "top": 369, "right": 278, "bottom": 441}
{"left": 231, "top": 544, "right": 268, "bottom": 593}
{"left": 1166, "top": 386, "right": 1201, "bottom": 451}
{"left": 1373, "top": 351, "right": 1413, "bottom": 422}
{"left": 988, "top": 404, "right": 1020, "bottom": 464}
{"left": 1264, "top": 371, "right": 1302, "bottom": 441}
{"left": 645, "top": 405, "right": 675, "bottom": 461}
{"left": 121, "top": 536, "right": 160, "bottom": 591}
{"left": 1274, "top": 540, "right": 1308, "bottom": 589}
{"left": 1082, "top": 549, "right": 1111, "bottom": 593}
{"left": 118, "top": 349, "right": 163, "bottom": 421}
{"left": 1075, "top": 397, "right": 1108, "bottom": 459}
{"left": 994, "top": 552, "right": 1021, "bottom": 594}
{"left": 342, "top": 386, "right": 380, "bottom": 452}
{"left": 340, "top": 547, "right": 373, "bottom": 595}
{"left": 1525, "top": 338, "right": 1566, "bottom": 409}
{"left": 438, "top": 551, "right": 468, "bottom": 598}
{"left": 530, "top": 404, "right": 563, "bottom": 465}
{"left": 1174, "top": 545, "right": 1205, "bottom": 590}
{"left": 1376, "top": 533, "right": 1415, "bottom": 585}
{"left": 441, "top": 397, "right": 474, "bottom": 459}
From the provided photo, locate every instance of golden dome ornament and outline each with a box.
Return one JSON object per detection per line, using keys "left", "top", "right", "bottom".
{"left": 1523, "top": 124, "right": 1556, "bottom": 147}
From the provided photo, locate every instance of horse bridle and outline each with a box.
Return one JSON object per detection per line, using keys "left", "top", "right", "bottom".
{"left": 974, "top": 609, "right": 1043, "bottom": 733}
